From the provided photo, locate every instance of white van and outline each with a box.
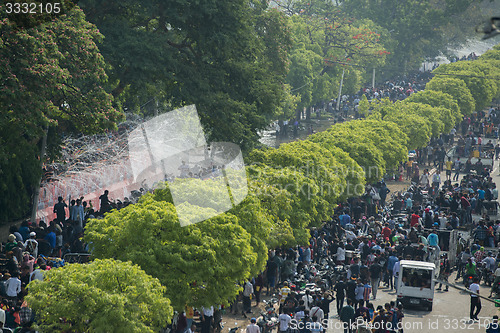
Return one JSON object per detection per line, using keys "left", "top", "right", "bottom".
{"left": 396, "top": 260, "right": 436, "bottom": 311}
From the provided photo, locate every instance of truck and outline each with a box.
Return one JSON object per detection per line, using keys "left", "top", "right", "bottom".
{"left": 396, "top": 260, "right": 436, "bottom": 311}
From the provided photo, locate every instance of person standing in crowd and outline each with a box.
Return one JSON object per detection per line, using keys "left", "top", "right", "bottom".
{"left": 339, "top": 299, "right": 355, "bottom": 333}
{"left": 334, "top": 276, "right": 346, "bottom": 315}
{"left": 242, "top": 280, "right": 254, "bottom": 315}
{"left": 200, "top": 306, "right": 213, "bottom": 333}
{"left": 369, "top": 258, "right": 383, "bottom": 300}
{"left": 469, "top": 277, "right": 481, "bottom": 321}
{"left": 436, "top": 253, "right": 450, "bottom": 291}
{"left": 246, "top": 318, "right": 260, "bottom": 333}
{"left": 278, "top": 309, "right": 291, "bottom": 333}
{"left": 53, "top": 196, "right": 67, "bottom": 224}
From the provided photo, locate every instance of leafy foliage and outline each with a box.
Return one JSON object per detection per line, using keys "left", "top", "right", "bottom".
{"left": 425, "top": 76, "right": 475, "bottom": 116}
{"left": 433, "top": 61, "right": 498, "bottom": 111}
{"left": 79, "top": 0, "right": 292, "bottom": 151}
{"left": 0, "top": 5, "right": 123, "bottom": 221}
{"left": 84, "top": 198, "right": 258, "bottom": 310}
{"left": 26, "top": 259, "right": 173, "bottom": 333}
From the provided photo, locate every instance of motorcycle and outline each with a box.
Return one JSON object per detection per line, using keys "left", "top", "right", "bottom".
{"left": 228, "top": 323, "right": 240, "bottom": 333}
{"left": 257, "top": 311, "right": 279, "bottom": 333}
{"left": 482, "top": 267, "right": 495, "bottom": 286}
{"left": 463, "top": 274, "right": 475, "bottom": 289}
{"left": 491, "top": 280, "right": 500, "bottom": 298}
{"left": 258, "top": 300, "right": 279, "bottom": 333}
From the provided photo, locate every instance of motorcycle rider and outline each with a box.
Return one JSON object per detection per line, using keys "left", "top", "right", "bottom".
{"left": 482, "top": 252, "right": 496, "bottom": 285}
{"left": 464, "top": 258, "right": 477, "bottom": 287}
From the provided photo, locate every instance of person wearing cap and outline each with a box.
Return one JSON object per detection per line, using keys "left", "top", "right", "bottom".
{"left": 246, "top": 318, "right": 260, "bottom": 333}
{"left": 24, "top": 232, "right": 38, "bottom": 259}
{"left": 4, "top": 234, "right": 17, "bottom": 254}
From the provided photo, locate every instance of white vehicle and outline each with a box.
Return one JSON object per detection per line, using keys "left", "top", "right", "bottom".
{"left": 396, "top": 260, "right": 436, "bottom": 311}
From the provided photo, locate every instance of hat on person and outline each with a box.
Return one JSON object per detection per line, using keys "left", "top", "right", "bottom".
{"left": 8, "top": 234, "right": 15, "bottom": 242}
{"left": 425, "top": 208, "right": 430, "bottom": 212}
{"left": 251, "top": 318, "right": 256, "bottom": 323}
{"left": 30, "top": 232, "right": 36, "bottom": 237}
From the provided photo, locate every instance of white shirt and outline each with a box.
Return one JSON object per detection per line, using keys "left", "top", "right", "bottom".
{"left": 30, "top": 269, "right": 44, "bottom": 282}
{"left": 336, "top": 247, "right": 346, "bottom": 261}
{"left": 295, "top": 310, "right": 305, "bottom": 321}
{"left": 246, "top": 323, "right": 260, "bottom": 333}
{"left": 278, "top": 313, "right": 291, "bottom": 331}
{"left": 243, "top": 281, "right": 254, "bottom": 297}
{"left": 310, "top": 306, "right": 324, "bottom": 321}
{"left": 393, "top": 261, "right": 401, "bottom": 276}
{"left": 24, "top": 239, "right": 38, "bottom": 258}
{"left": 469, "top": 283, "right": 480, "bottom": 297}
{"left": 6, "top": 277, "right": 21, "bottom": 297}
{"left": 202, "top": 306, "right": 214, "bottom": 317}
{"left": 302, "top": 295, "right": 314, "bottom": 310}
{"left": 495, "top": 268, "right": 500, "bottom": 277}
{"left": 433, "top": 173, "right": 441, "bottom": 184}
{"left": 0, "top": 308, "right": 5, "bottom": 325}
{"left": 420, "top": 174, "right": 430, "bottom": 186}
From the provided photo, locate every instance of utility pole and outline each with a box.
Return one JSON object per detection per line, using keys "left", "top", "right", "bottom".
{"left": 372, "top": 68, "right": 376, "bottom": 89}
{"left": 31, "top": 126, "right": 49, "bottom": 225}
{"left": 336, "top": 68, "right": 345, "bottom": 111}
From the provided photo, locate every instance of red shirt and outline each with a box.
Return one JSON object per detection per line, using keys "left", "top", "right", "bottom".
{"left": 461, "top": 196, "right": 470, "bottom": 208}
{"left": 411, "top": 214, "right": 420, "bottom": 227}
{"left": 382, "top": 227, "right": 392, "bottom": 239}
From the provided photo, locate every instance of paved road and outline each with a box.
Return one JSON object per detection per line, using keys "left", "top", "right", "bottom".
{"left": 326, "top": 157, "right": 500, "bottom": 333}
{"left": 326, "top": 270, "right": 499, "bottom": 332}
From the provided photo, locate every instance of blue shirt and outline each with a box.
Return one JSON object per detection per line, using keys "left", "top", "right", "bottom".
{"left": 427, "top": 233, "right": 439, "bottom": 247}
{"left": 387, "top": 256, "right": 398, "bottom": 271}
{"left": 477, "top": 189, "right": 485, "bottom": 200}
{"left": 340, "top": 214, "right": 351, "bottom": 227}
{"left": 44, "top": 231, "right": 56, "bottom": 249}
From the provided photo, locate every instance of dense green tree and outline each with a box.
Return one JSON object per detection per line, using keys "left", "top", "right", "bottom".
{"left": 397, "top": 102, "right": 444, "bottom": 138}
{"left": 0, "top": 5, "right": 123, "bottom": 222}
{"left": 425, "top": 76, "right": 475, "bottom": 116}
{"left": 84, "top": 198, "right": 258, "bottom": 310}
{"left": 341, "top": 0, "right": 481, "bottom": 76}
{"left": 248, "top": 165, "right": 324, "bottom": 245}
{"left": 433, "top": 61, "right": 498, "bottom": 111}
{"left": 335, "top": 119, "right": 408, "bottom": 170}
{"left": 404, "top": 90, "right": 461, "bottom": 128}
{"left": 380, "top": 110, "right": 431, "bottom": 149}
{"left": 27, "top": 259, "right": 173, "bottom": 332}
{"left": 79, "top": 0, "right": 292, "bottom": 151}
{"left": 309, "top": 127, "right": 385, "bottom": 183}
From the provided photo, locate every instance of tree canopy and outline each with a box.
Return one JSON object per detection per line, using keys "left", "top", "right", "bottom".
{"left": 425, "top": 76, "right": 475, "bottom": 116}
{"left": 0, "top": 5, "right": 123, "bottom": 222}
{"left": 26, "top": 259, "right": 173, "bottom": 333}
{"left": 84, "top": 198, "right": 258, "bottom": 310}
